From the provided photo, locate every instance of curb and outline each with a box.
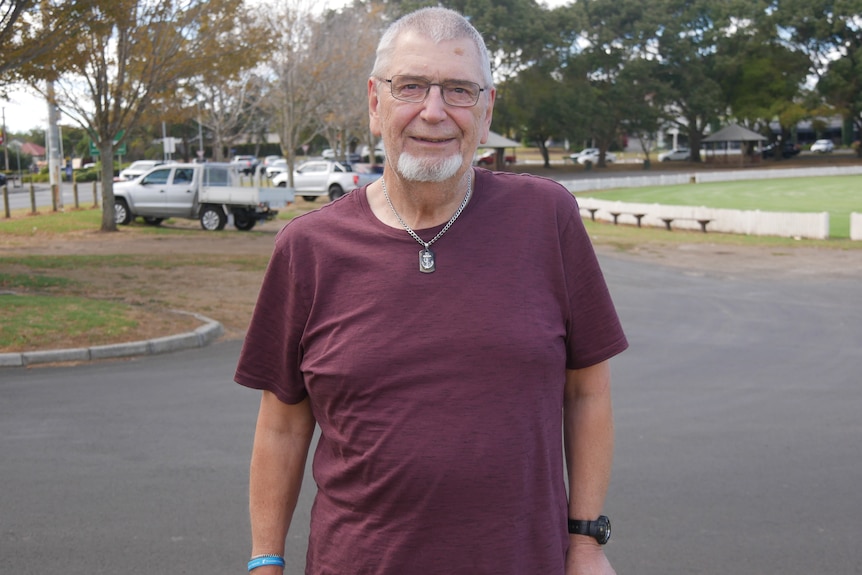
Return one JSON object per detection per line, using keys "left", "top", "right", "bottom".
{"left": 0, "top": 311, "right": 224, "bottom": 368}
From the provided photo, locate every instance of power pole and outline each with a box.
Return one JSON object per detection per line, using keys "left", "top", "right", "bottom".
{"left": 2, "top": 107, "right": 9, "bottom": 172}
{"left": 47, "top": 81, "right": 63, "bottom": 210}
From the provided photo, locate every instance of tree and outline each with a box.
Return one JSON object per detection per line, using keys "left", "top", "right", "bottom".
{"left": 312, "top": 3, "right": 384, "bottom": 162}
{"left": 26, "top": 0, "right": 244, "bottom": 232}
{"left": 494, "top": 64, "right": 565, "bottom": 168}
{"left": 649, "top": 0, "right": 735, "bottom": 162}
{"left": 0, "top": 1, "right": 88, "bottom": 80}
{"left": 776, "top": 0, "right": 862, "bottom": 154}
{"left": 554, "top": 0, "right": 660, "bottom": 167}
{"left": 257, "top": 0, "right": 327, "bottom": 186}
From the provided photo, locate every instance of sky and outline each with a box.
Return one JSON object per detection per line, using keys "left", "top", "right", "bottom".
{"left": 1, "top": 0, "right": 573, "bottom": 135}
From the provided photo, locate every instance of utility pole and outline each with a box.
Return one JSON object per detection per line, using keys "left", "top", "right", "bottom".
{"left": 2, "top": 107, "right": 9, "bottom": 172}
{"left": 47, "top": 81, "right": 64, "bottom": 210}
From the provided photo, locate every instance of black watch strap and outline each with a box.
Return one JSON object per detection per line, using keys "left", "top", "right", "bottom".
{"left": 567, "top": 515, "right": 611, "bottom": 545}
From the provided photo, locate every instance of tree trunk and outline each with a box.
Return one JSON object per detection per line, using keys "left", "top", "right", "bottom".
{"left": 536, "top": 138, "right": 550, "bottom": 168}
{"left": 99, "top": 138, "right": 118, "bottom": 232}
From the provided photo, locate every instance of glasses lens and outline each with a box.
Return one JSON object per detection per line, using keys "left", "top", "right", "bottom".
{"left": 390, "top": 76, "right": 429, "bottom": 103}
{"left": 441, "top": 81, "right": 481, "bottom": 106}
{"left": 388, "top": 76, "right": 482, "bottom": 107}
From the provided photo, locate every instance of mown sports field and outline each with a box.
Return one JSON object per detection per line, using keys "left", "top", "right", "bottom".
{"left": 577, "top": 174, "right": 861, "bottom": 239}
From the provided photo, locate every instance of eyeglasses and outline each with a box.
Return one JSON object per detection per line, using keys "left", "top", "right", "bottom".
{"left": 383, "top": 75, "right": 485, "bottom": 108}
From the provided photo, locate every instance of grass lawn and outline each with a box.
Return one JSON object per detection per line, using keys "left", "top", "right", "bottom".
{"left": 578, "top": 174, "right": 862, "bottom": 238}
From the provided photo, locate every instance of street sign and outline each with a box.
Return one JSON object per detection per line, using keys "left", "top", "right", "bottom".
{"left": 88, "top": 130, "right": 127, "bottom": 156}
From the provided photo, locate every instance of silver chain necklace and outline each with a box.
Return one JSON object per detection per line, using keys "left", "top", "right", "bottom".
{"left": 381, "top": 176, "right": 472, "bottom": 273}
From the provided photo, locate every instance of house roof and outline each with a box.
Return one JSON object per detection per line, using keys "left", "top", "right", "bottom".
{"left": 703, "top": 124, "right": 767, "bottom": 142}
{"left": 21, "top": 142, "right": 47, "bottom": 156}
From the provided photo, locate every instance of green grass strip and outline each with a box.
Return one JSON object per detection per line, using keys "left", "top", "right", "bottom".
{"left": 0, "top": 294, "right": 139, "bottom": 349}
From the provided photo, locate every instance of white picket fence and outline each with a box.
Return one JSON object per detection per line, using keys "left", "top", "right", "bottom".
{"left": 577, "top": 198, "right": 831, "bottom": 239}
{"left": 560, "top": 166, "right": 862, "bottom": 240}
{"left": 851, "top": 213, "right": 862, "bottom": 241}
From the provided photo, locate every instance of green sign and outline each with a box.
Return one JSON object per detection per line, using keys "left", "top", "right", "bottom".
{"left": 89, "top": 140, "right": 127, "bottom": 156}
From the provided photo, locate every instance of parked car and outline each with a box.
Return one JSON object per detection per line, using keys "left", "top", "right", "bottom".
{"left": 762, "top": 141, "right": 801, "bottom": 159}
{"left": 360, "top": 143, "right": 386, "bottom": 162}
{"left": 569, "top": 148, "right": 616, "bottom": 165}
{"left": 272, "top": 160, "right": 381, "bottom": 201}
{"left": 810, "top": 139, "right": 834, "bottom": 153}
{"left": 119, "top": 160, "right": 163, "bottom": 181}
{"left": 475, "top": 149, "right": 516, "bottom": 166}
{"left": 321, "top": 148, "right": 361, "bottom": 162}
{"left": 658, "top": 147, "right": 691, "bottom": 162}
{"left": 231, "top": 155, "right": 259, "bottom": 175}
{"left": 262, "top": 155, "right": 284, "bottom": 168}
{"left": 0, "top": 173, "right": 6, "bottom": 187}
{"left": 265, "top": 158, "right": 289, "bottom": 178}
{"left": 113, "top": 162, "right": 292, "bottom": 231}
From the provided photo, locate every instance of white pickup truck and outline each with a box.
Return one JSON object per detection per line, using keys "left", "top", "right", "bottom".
{"left": 271, "top": 160, "right": 381, "bottom": 202}
{"left": 113, "top": 163, "right": 294, "bottom": 231}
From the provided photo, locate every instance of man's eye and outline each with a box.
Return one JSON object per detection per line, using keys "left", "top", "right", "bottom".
{"left": 402, "top": 83, "right": 426, "bottom": 91}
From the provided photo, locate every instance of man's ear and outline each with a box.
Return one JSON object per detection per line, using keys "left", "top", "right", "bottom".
{"left": 478, "top": 87, "right": 496, "bottom": 145}
{"left": 368, "top": 78, "right": 382, "bottom": 137}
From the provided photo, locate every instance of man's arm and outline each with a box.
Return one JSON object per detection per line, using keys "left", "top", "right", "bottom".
{"left": 564, "top": 360, "right": 616, "bottom": 575}
{"left": 248, "top": 391, "right": 315, "bottom": 573}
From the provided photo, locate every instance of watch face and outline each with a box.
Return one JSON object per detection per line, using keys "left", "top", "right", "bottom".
{"left": 596, "top": 515, "right": 611, "bottom": 544}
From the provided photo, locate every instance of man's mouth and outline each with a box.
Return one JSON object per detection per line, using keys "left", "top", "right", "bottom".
{"left": 412, "top": 136, "right": 453, "bottom": 143}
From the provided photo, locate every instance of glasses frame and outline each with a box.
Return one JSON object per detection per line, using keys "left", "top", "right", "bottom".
{"left": 382, "top": 75, "right": 486, "bottom": 108}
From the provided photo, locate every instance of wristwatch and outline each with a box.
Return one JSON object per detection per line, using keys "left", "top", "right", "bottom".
{"left": 568, "top": 515, "right": 611, "bottom": 545}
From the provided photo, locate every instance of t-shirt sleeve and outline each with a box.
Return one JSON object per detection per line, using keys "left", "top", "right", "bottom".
{"left": 234, "top": 225, "right": 310, "bottom": 404}
{"left": 559, "top": 194, "right": 629, "bottom": 369}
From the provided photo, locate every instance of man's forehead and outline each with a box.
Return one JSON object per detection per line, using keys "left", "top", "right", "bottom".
{"left": 388, "top": 32, "right": 483, "bottom": 78}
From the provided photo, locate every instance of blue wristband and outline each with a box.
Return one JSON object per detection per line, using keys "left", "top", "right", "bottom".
{"left": 248, "top": 555, "right": 285, "bottom": 572}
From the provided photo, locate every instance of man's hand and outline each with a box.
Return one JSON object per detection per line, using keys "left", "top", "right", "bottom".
{"left": 565, "top": 537, "right": 616, "bottom": 575}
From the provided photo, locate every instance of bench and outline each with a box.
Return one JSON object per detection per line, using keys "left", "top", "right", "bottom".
{"left": 661, "top": 217, "right": 713, "bottom": 233}
{"left": 584, "top": 207, "right": 599, "bottom": 221}
{"left": 609, "top": 211, "right": 646, "bottom": 227}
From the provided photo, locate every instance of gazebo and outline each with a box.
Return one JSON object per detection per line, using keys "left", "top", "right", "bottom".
{"left": 702, "top": 124, "right": 767, "bottom": 165}
{"left": 478, "top": 131, "right": 520, "bottom": 170}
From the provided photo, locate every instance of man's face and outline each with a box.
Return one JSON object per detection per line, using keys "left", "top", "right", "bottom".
{"left": 369, "top": 31, "right": 495, "bottom": 183}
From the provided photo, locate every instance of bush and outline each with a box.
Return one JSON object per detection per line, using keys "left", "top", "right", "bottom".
{"left": 74, "top": 168, "right": 100, "bottom": 183}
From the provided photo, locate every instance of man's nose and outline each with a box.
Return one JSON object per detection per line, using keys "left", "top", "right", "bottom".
{"left": 422, "top": 85, "right": 448, "bottom": 119}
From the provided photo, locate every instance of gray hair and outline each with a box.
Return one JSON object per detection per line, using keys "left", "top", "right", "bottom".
{"left": 371, "top": 7, "right": 493, "bottom": 88}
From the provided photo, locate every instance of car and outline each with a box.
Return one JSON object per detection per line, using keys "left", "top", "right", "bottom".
{"left": 810, "top": 139, "right": 834, "bottom": 153}
{"left": 569, "top": 148, "right": 616, "bottom": 165}
{"left": 762, "top": 141, "right": 801, "bottom": 159}
{"left": 572, "top": 147, "right": 617, "bottom": 164}
{"left": 321, "top": 148, "right": 361, "bottom": 162}
{"left": 118, "top": 160, "right": 164, "bottom": 181}
{"left": 475, "top": 149, "right": 516, "bottom": 166}
{"left": 0, "top": 172, "right": 6, "bottom": 187}
{"left": 231, "top": 155, "right": 259, "bottom": 175}
{"left": 265, "top": 158, "right": 289, "bottom": 178}
{"left": 360, "top": 143, "right": 386, "bottom": 162}
{"left": 262, "top": 155, "right": 284, "bottom": 167}
{"left": 658, "top": 147, "right": 691, "bottom": 162}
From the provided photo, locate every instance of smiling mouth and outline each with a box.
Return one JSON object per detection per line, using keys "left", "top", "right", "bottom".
{"left": 413, "top": 136, "right": 453, "bottom": 143}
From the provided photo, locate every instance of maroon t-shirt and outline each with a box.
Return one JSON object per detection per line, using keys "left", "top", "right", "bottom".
{"left": 235, "top": 168, "right": 628, "bottom": 575}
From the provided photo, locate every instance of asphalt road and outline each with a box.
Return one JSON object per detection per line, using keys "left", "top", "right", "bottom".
{"left": 2, "top": 254, "right": 861, "bottom": 574}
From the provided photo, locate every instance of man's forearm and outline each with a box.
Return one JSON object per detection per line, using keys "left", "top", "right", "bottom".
{"left": 249, "top": 392, "right": 315, "bottom": 570}
{"left": 564, "top": 361, "right": 614, "bottom": 520}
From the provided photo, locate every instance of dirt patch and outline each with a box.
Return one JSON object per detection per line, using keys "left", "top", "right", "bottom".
{"left": 2, "top": 207, "right": 860, "bottom": 354}
{"left": 595, "top": 241, "right": 862, "bottom": 281}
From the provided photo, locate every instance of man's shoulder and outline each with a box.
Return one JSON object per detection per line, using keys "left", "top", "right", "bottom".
{"left": 475, "top": 167, "right": 577, "bottom": 208}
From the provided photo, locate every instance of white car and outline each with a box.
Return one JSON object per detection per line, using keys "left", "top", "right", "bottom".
{"left": 119, "top": 160, "right": 163, "bottom": 181}
{"left": 569, "top": 148, "right": 616, "bottom": 165}
{"left": 265, "top": 158, "right": 288, "bottom": 178}
{"left": 810, "top": 139, "right": 834, "bottom": 153}
{"left": 658, "top": 148, "right": 691, "bottom": 162}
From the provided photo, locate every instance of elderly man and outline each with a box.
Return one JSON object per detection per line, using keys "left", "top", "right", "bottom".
{"left": 235, "top": 7, "right": 628, "bottom": 575}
